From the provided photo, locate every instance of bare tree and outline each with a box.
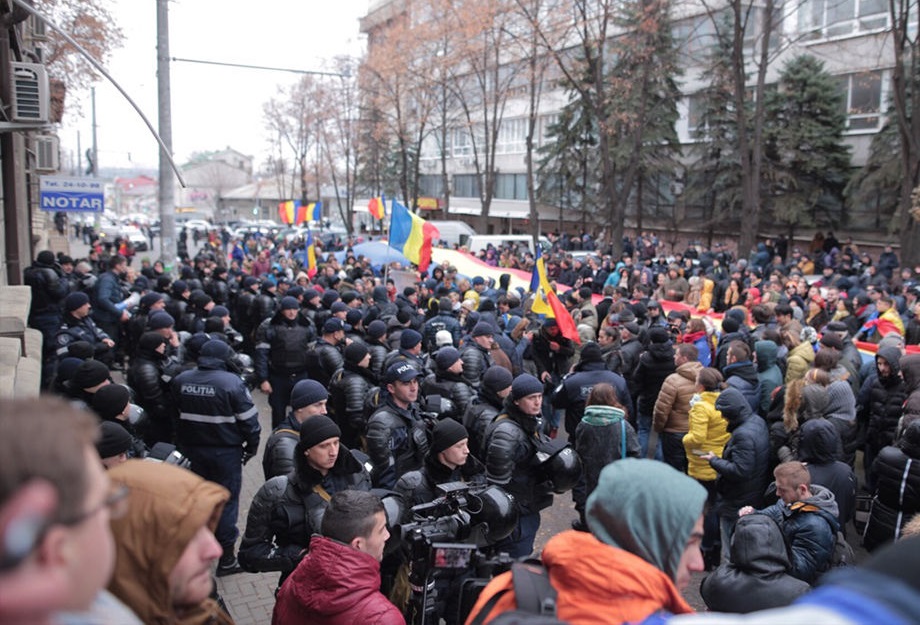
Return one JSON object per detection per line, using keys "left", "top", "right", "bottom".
{"left": 888, "top": 0, "right": 920, "bottom": 265}
{"left": 263, "top": 77, "right": 321, "bottom": 206}
{"left": 41, "top": 0, "right": 125, "bottom": 98}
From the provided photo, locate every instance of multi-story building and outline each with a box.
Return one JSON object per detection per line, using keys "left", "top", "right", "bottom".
{"left": 359, "top": 0, "right": 900, "bottom": 240}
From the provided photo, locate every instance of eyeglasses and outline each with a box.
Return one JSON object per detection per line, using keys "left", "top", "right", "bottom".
{"left": 59, "top": 484, "right": 130, "bottom": 527}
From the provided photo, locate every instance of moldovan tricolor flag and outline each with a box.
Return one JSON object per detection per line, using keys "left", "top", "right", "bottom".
{"left": 368, "top": 194, "right": 386, "bottom": 220}
{"left": 305, "top": 230, "right": 317, "bottom": 279}
{"left": 529, "top": 245, "right": 581, "bottom": 344}
{"left": 388, "top": 199, "right": 439, "bottom": 272}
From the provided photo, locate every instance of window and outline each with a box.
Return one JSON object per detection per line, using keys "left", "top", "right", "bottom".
{"left": 452, "top": 127, "right": 474, "bottom": 157}
{"left": 837, "top": 71, "right": 884, "bottom": 131}
{"left": 453, "top": 174, "right": 480, "bottom": 198}
{"left": 494, "top": 173, "right": 529, "bottom": 200}
{"left": 496, "top": 118, "right": 527, "bottom": 154}
{"left": 799, "top": 0, "right": 888, "bottom": 40}
{"left": 673, "top": 14, "right": 718, "bottom": 63}
{"left": 686, "top": 93, "right": 706, "bottom": 140}
{"left": 419, "top": 175, "right": 444, "bottom": 198}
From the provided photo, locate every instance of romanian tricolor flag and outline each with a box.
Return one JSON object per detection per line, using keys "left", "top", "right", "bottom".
{"left": 369, "top": 194, "right": 386, "bottom": 220}
{"left": 529, "top": 244, "right": 581, "bottom": 344}
{"left": 279, "top": 200, "right": 319, "bottom": 225}
{"left": 388, "top": 199, "right": 439, "bottom": 272}
{"left": 305, "top": 229, "right": 317, "bottom": 279}
{"left": 278, "top": 200, "right": 299, "bottom": 225}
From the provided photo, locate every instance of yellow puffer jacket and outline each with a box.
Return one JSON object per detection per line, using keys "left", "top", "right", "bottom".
{"left": 682, "top": 391, "right": 729, "bottom": 481}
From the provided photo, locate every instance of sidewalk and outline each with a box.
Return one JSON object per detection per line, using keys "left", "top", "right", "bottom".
{"left": 215, "top": 389, "right": 278, "bottom": 625}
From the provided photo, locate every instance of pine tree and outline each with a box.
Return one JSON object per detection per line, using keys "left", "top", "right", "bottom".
{"left": 682, "top": 17, "right": 744, "bottom": 244}
{"left": 763, "top": 54, "right": 851, "bottom": 240}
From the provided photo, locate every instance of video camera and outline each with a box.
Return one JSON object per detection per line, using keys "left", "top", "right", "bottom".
{"left": 400, "top": 482, "right": 518, "bottom": 625}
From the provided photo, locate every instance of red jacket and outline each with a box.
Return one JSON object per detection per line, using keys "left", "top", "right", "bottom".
{"left": 272, "top": 535, "right": 405, "bottom": 625}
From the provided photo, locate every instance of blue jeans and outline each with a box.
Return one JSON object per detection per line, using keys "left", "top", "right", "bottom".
{"left": 181, "top": 445, "right": 243, "bottom": 552}
{"left": 495, "top": 511, "right": 540, "bottom": 558}
{"left": 637, "top": 414, "right": 662, "bottom": 460}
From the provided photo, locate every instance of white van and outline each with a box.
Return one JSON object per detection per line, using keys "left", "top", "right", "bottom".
{"left": 466, "top": 234, "right": 551, "bottom": 256}
{"left": 429, "top": 220, "right": 477, "bottom": 247}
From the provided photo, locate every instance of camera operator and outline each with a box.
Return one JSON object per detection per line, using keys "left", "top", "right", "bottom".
{"left": 367, "top": 362, "right": 430, "bottom": 489}
{"left": 396, "top": 419, "right": 486, "bottom": 625}
{"left": 239, "top": 416, "right": 371, "bottom": 587}
{"left": 396, "top": 419, "right": 485, "bottom": 510}
{"left": 483, "top": 374, "right": 558, "bottom": 558}
{"left": 272, "top": 490, "right": 405, "bottom": 625}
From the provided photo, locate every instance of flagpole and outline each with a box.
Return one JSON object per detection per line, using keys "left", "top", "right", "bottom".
{"left": 382, "top": 197, "right": 392, "bottom": 286}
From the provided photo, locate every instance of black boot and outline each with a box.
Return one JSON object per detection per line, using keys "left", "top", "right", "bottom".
{"left": 216, "top": 552, "right": 243, "bottom": 577}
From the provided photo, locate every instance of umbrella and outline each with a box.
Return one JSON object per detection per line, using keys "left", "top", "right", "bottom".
{"left": 334, "top": 241, "right": 410, "bottom": 268}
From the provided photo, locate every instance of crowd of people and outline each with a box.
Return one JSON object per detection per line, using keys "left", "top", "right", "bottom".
{"left": 5, "top": 224, "right": 920, "bottom": 624}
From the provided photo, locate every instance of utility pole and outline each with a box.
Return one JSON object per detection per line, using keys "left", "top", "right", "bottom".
{"left": 157, "top": 0, "right": 176, "bottom": 272}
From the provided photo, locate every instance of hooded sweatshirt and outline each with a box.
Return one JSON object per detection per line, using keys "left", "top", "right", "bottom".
{"left": 107, "top": 460, "right": 232, "bottom": 625}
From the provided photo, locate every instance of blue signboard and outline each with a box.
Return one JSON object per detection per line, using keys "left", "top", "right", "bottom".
{"left": 39, "top": 176, "right": 105, "bottom": 213}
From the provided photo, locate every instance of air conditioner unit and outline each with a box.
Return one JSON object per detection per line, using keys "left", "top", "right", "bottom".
{"left": 28, "top": 14, "right": 48, "bottom": 41}
{"left": 34, "top": 135, "right": 59, "bottom": 172}
{"left": 10, "top": 62, "right": 49, "bottom": 123}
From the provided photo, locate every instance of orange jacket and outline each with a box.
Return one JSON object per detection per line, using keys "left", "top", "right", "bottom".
{"left": 466, "top": 530, "right": 693, "bottom": 625}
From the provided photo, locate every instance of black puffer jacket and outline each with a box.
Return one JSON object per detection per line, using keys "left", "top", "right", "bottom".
{"left": 701, "top": 513, "right": 811, "bottom": 613}
{"left": 463, "top": 388, "right": 505, "bottom": 458}
{"left": 205, "top": 276, "right": 230, "bottom": 306}
{"left": 366, "top": 337, "right": 389, "bottom": 380}
{"left": 366, "top": 397, "right": 429, "bottom": 489}
{"left": 459, "top": 342, "right": 493, "bottom": 389}
{"left": 23, "top": 259, "right": 68, "bottom": 318}
{"left": 421, "top": 368, "right": 474, "bottom": 420}
{"left": 632, "top": 342, "right": 675, "bottom": 417}
{"left": 799, "top": 418, "right": 857, "bottom": 529}
{"left": 239, "top": 447, "right": 370, "bottom": 581}
{"left": 859, "top": 347, "right": 908, "bottom": 453}
{"left": 261, "top": 413, "right": 302, "bottom": 480}
{"left": 126, "top": 348, "right": 177, "bottom": 445}
{"left": 710, "top": 388, "right": 771, "bottom": 516}
{"left": 724, "top": 360, "right": 763, "bottom": 415}
{"left": 313, "top": 338, "right": 345, "bottom": 386}
{"left": 328, "top": 362, "right": 378, "bottom": 448}
{"left": 395, "top": 452, "right": 486, "bottom": 511}
{"left": 864, "top": 420, "right": 920, "bottom": 551}
{"left": 250, "top": 289, "right": 277, "bottom": 328}
{"left": 483, "top": 399, "right": 554, "bottom": 516}
{"left": 700, "top": 514, "right": 811, "bottom": 614}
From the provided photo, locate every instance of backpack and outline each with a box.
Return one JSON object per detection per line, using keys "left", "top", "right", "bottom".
{"left": 467, "top": 561, "right": 557, "bottom": 625}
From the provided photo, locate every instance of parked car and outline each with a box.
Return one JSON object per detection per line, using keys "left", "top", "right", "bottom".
{"left": 122, "top": 226, "right": 150, "bottom": 252}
